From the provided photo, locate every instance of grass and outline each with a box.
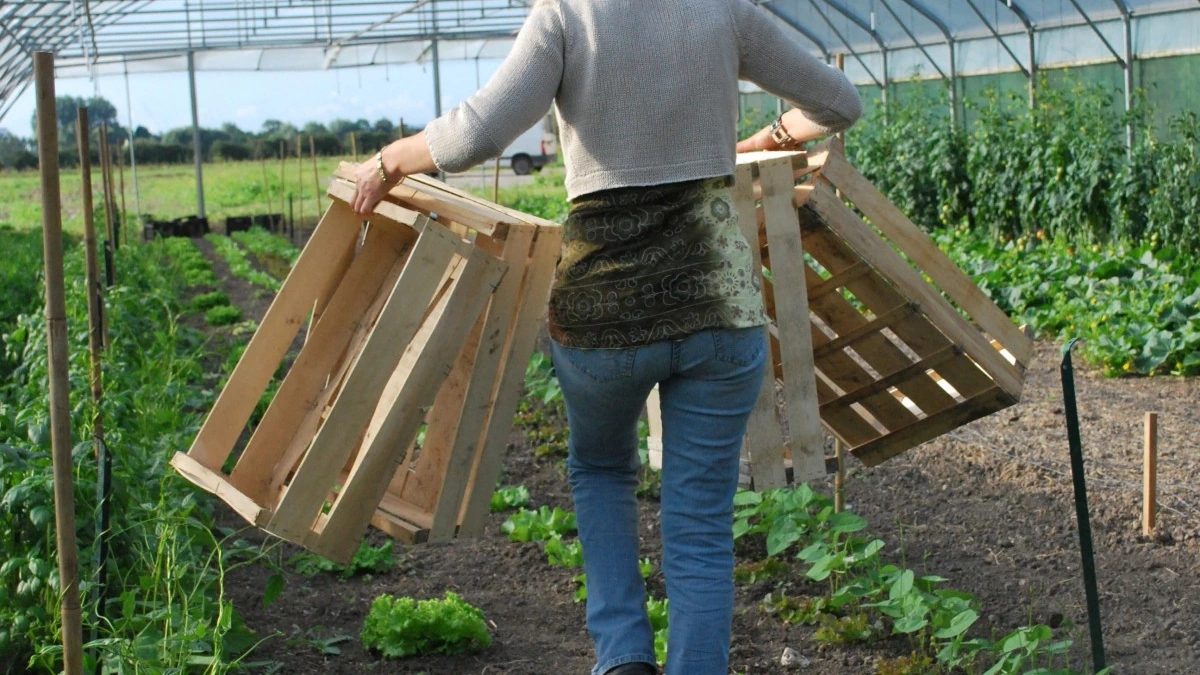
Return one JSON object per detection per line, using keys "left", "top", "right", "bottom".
{"left": 0, "top": 155, "right": 359, "bottom": 233}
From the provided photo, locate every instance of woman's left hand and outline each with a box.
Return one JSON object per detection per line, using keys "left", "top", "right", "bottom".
{"left": 351, "top": 154, "right": 395, "bottom": 216}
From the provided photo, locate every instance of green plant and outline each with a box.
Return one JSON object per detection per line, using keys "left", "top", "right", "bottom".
{"left": 490, "top": 484, "right": 531, "bottom": 513}
{"left": 360, "top": 591, "right": 492, "bottom": 658}
{"left": 543, "top": 534, "right": 583, "bottom": 568}
{"left": 814, "top": 612, "right": 876, "bottom": 646}
{"left": 205, "top": 304, "right": 243, "bottom": 326}
{"left": 733, "top": 558, "right": 787, "bottom": 585}
{"left": 500, "top": 506, "right": 577, "bottom": 543}
{"left": 289, "top": 540, "right": 396, "bottom": 578}
{"left": 647, "top": 596, "right": 669, "bottom": 666}
{"left": 190, "top": 290, "right": 231, "bottom": 312}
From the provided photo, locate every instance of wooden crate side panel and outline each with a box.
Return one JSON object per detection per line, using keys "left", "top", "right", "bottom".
{"left": 185, "top": 203, "right": 362, "bottom": 469}
{"left": 807, "top": 185, "right": 1024, "bottom": 397}
{"left": 229, "top": 223, "right": 416, "bottom": 502}
{"left": 170, "top": 452, "right": 264, "bottom": 526}
{"left": 310, "top": 247, "right": 506, "bottom": 556}
{"left": 821, "top": 152, "right": 1033, "bottom": 370}
{"left": 852, "top": 386, "right": 1017, "bottom": 466}
{"left": 425, "top": 227, "right": 537, "bottom": 542}
{"left": 732, "top": 163, "right": 787, "bottom": 490}
{"left": 266, "top": 222, "right": 462, "bottom": 540}
{"left": 458, "top": 227, "right": 562, "bottom": 536}
{"left": 758, "top": 157, "right": 825, "bottom": 482}
{"left": 796, "top": 206, "right": 996, "bottom": 404}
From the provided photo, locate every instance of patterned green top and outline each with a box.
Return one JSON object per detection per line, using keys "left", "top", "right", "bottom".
{"left": 548, "top": 177, "right": 769, "bottom": 349}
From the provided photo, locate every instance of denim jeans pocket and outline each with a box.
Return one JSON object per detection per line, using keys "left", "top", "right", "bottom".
{"left": 711, "top": 327, "right": 766, "bottom": 366}
{"left": 558, "top": 345, "right": 637, "bottom": 383}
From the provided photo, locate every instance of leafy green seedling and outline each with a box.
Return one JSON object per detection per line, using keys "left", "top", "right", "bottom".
{"left": 490, "top": 485, "right": 531, "bottom": 513}
{"left": 361, "top": 591, "right": 491, "bottom": 658}
{"left": 500, "top": 506, "right": 577, "bottom": 543}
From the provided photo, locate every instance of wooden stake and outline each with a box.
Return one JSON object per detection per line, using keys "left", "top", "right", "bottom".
{"left": 116, "top": 135, "right": 126, "bottom": 240}
{"left": 350, "top": 131, "right": 358, "bottom": 162}
{"left": 98, "top": 124, "right": 116, "bottom": 248}
{"left": 310, "top": 135, "right": 320, "bottom": 222}
{"left": 34, "top": 50, "right": 84, "bottom": 675}
{"left": 259, "top": 142, "right": 273, "bottom": 228}
{"left": 295, "top": 135, "right": 303, "bottom": 230}
{"left": 1144, "top": 412, "right": 1158, "bottom": 537}
{"left": 278, "top": 140, "right": 286, "bottom": 234}
{"left": 834, "top": 438, "right": 845, "bottom": 512}
{"left": 492, "top": 156, "right": 501, "bottom": 203}
{"left": 76, "top": 107, "right": 111, "bottom": 623}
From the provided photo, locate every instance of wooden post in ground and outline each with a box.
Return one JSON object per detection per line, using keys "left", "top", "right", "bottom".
{"left": 350, "top": 131, "right": 358, "bottom": 162}
{"left": 259, "top": 142, "right": 274, "bottom": 229}
{"left": 1144, "top": 412, "right": 1158, "bottom": 537}
{"left": 295, "top": 135, "right": 303, "bottom": 231}
{"left": 116, "top": 135, "right": 126, "bottom": 240}
{"left": 34, "top": 50, "right": 84, "bottom": 675}
{"left": 492, "top": 157, "right": 501, "bottom": 203}
{"left": 76, "top": 107, "right": 112, "bottom": 625}
{"left": 834, "top": 439, "right": 846, "bottom": 512}
{"left": 98, "top": 124, "right": 116, "bottom": 249}
{"left": 278, "top": 140, "right": 286, "bottom": 234}
{"left": 310, "top": 135, "right": 320, "bottom": 222}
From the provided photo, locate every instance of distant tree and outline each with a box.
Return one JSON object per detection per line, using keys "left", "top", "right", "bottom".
{"left": 302, "top": 121, "right": 328, "bottom": 136}
{"left": 221, "top": 122, "right": 248, "bottom": 143}
{"left": 0, "top": 128, "right": 37, "bottom": 171}
{"left": 133, "top": 125, "right": 154, "bottom": 140}
{"left": 373, "top": 118, "right": 395, "bottom": 136}
{"left": 328, "top": 118, "right": 357, "bottom": 137}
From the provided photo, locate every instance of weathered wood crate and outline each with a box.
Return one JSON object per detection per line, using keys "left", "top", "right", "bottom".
{"left": 648, "top": 143, "right": 1032, "bottom": 490}
{"left": 172, "top": 166, "right": 561, "bottom": 563}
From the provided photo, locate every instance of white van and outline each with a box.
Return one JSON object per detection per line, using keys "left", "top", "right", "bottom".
{"left": 501, "top": 113, "right": 558, "bottom": 175}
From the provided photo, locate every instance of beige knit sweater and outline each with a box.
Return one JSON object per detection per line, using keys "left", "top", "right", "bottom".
{"left": 424, "top": 0, "right": 862, "bottom": 200}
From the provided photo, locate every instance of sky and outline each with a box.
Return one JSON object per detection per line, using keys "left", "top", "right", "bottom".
{"left": 0, "top": 58, "right": 504, "bottom": 138}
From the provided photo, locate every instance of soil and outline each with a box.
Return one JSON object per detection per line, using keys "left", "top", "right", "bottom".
{"left": 194, "top": 238, "right": 1200, "bottom": 675}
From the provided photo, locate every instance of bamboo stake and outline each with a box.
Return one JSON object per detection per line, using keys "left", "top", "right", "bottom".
{"left": 350, "top": 131, "right": 358, "bottom": 162}
{"left": 310, "top": 135, "right": 320, "bottom": 221}
{"left": 1144, "top": 412, "right": 1158, "bottom": 537}
{"left": 259, "top": 142, "right": 273, "bottom": 228}
{"left": 76, "top": 108, "right": 111, "bottom": 627}
{"left": 834, "top": 438, "right": 846, "bottom": 512}
{"left": 278, "top": 140, "right": 286, "bottom": 234}
{"left": 35, "top": 51, "right": 84, "bottom": 675}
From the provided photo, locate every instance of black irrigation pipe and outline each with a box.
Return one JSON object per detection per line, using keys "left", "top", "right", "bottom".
{"left": 1060, "top": 338, "right": 1107, "bottom": 673}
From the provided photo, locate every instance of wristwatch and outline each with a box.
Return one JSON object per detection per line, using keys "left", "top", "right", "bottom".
{"left": 769, "top": 114, "right": 802, "bottom": 149}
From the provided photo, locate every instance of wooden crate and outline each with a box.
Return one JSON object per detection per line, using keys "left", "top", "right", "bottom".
{"left": 171, "top": 166, "right": 562, "bottom": 563}
{"left": 648, "top": 143, "right": 1032, "bottom": 489}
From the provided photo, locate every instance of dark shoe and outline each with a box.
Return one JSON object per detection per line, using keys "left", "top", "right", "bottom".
{"left": 604, "top": 663, "right": 657, "bottom": 675}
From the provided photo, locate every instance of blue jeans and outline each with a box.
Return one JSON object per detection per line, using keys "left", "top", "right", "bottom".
{"left": 550, "top": 327, "right": 767, "bottom": 675}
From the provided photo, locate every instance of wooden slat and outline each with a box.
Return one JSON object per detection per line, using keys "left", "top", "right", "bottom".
{"left": 807, "top": 261, "right": 872, "bottom": 301}
{"left": 266, "top": 220, "right": 462, "bottom": 540}
{"left": 812, "top": 303, "right": 914, "bottom": 360}
{"left": 425, "top": 228, "right": 537, "bottom": 542}
{"left": 170, "top": 453, "right": 265, "bottom": 526}
{"left": 457, "top": 226, "right": 562, "bottom": 535}
{"left": 311, "top": 246, "right": 506, "bottom": 555}
{"left": 335, "top": 163, "right": 525, "bottom": 236}
{"left": 808, "top": 185, "right": 1024, "bottom": 397}
{"left": 229, "top": 223, "right": 416, "bottom": 501}
{"left": 758, "top": 157, "right": 825, "bottom": 483}
{"left": 185, "top": 202, "right": 362, "bottom": 469}
{"left": 852, "top": 386, "right": 1016, "bottom": 466}
{"left": 820, "top": 151, "right": 1033, "bottom": 372}
{"left": 645, "top": 385, "right": 665, "bottom": 471}
{"left": 731, "top": 162, "right": 788, "bottom": 489}
{"left": 822, "top": 346, "right": 958, "bottom": 414}
{"left": 325, "top": 179, "right": 423, "bottom": 231}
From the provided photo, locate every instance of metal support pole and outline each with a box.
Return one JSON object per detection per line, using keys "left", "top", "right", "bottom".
{"left": 1122, "top": 14, "right": 1134, "bottom": 152}
{"left": 1028, "top": 26, "right": 1037, "bottom": 109}
{"left": 1060, "top": 340, "right": 1108, "bottom": 673}
{"left": 431, "top": 3, "right": 443, "bottom": 119}
{"left": 187, "top": 51, "right": 206, "bottom": 218}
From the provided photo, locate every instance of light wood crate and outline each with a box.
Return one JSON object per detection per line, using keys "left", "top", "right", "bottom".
{"left": 647, "top": 143, "right": 1032, "bottom": 489}
{"left": 171, "top": 166, "right": 562, "bottom": 563}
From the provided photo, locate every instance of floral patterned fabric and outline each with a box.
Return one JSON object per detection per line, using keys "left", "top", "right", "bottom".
{"left": 548, "top": 176, "right": 769, "bottom": 349}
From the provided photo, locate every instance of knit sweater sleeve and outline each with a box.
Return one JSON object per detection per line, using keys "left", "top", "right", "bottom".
{"left": 424, "top": 1, "right": 564, "bottom": 173}
{"left": 731, "top": 0, "right": 862, "bottom": 134}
